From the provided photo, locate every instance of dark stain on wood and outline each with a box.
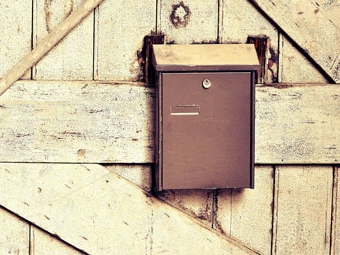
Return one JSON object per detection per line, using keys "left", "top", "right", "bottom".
{"left": 138, "top": 33, "right": 165, "bottom": 84}
{"left": 64, "top": 0, "right": 74, "bottom": 19}
{"left": 247, "top": 36, "right": 275, "bottom": 83}
{"left": 170, "top": 1, "right": 191, "bottom": 28}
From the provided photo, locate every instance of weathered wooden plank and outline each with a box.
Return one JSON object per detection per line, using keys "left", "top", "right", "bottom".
{"left": 0, "top": 207, "right": 29, "bottom": 254}
{"left": 33, "top": 0, "right": 95, "bottom": 80}
{"left": 108, "top": 164, "right": 215, "bottom": 227}
{"left": 158, "top": 0, "right": 218, "bottom": 44}
{"left": 214, "top": 166, "right": 273, "bottom": 255}
{"left": 220, "top": 0, "right": 278, "bottom": 82}
{"left": 273, "top": 166, "right": 332, "bottom": 255}
{"left": 276, "top": 0, "right": 340, "bottom": 83}
{"left": 0, "top": 0, "right": 104, "bottom": 97}
{"left": 0, "top": 163, "right": 257, "bottom": 255}
{"left": 0, "top": 1, "right": 32, "bottom": 79}
{"left": 278, "top": 34, "right": 329, "bottom": 83}
{"left": 0, "top": 81, "right": 154, "bottom": 163}
{"left": 332, "top": 166, "right": 339, "bottom": 255}
{"left": 94, "top": 0, "right": 156, "bottom": 81}
{"left": 31, "top": 226, "right": 84, "bottom": 255}
{"left": 255, "top": 84, "right": 340, "bottom": 164}
{"left": 249, "top": 0, "right": 340, "bottom": 83}
{"left": 1, "top": 81, "right": 340, "bottom": 164}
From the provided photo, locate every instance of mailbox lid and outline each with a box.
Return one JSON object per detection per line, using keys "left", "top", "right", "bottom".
{"left": 152, "top": 44, "right": 260, "bottom": 72}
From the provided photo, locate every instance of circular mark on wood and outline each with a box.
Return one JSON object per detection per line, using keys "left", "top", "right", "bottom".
{"left": 170, "top": 1, "right": 191, "bottom": 28}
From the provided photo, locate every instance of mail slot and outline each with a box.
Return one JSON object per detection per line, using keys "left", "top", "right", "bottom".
{"left": 152, "top": 44, "right": 259, "bottom": 191}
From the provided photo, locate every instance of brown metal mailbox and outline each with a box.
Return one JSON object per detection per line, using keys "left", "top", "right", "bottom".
{"left": 152, "top": 44, "right": 259, "bottom": 191}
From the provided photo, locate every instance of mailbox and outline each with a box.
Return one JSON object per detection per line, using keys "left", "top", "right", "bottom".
{"left": 152, "top": 44, "right": 259, "bottom": 191}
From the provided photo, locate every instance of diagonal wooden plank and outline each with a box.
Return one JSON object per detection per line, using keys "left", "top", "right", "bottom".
{"left": 249, "top": 0, "right": 340, "bottom": 83}
{"left": 0, "top": 163, "right": 258, "bottom": 255}
{"left": 0, "top": 0, "right": 106, "bottom": 96}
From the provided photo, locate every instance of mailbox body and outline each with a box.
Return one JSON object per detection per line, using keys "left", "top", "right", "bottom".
{"left": 152, "top": 44, "right": 259, "bottom": 191}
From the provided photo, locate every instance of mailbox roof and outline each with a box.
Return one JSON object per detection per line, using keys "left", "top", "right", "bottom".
{"left": 152, "top": 44, "right": 260, "bottom": 72}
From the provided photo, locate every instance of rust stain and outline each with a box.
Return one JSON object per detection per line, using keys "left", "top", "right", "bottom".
{"left": 170, "top": 1, "right": 191, "bottom": 28}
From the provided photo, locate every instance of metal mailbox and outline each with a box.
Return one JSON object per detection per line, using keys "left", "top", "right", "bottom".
{"left": 152, "top": 44, "right": 259, "bottom": 191}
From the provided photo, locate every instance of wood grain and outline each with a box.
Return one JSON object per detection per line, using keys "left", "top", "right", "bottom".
{"left": 273, "top": 166, "right": 332, "bottom": 255}
{"left": 0, "top": 0, "right": 105, "bottom": 96}
{"left": 0, "top": 163, "right": 257, "bottom": 255}
{"left": 249, "top": 0, "right": 340, "bottom": 83}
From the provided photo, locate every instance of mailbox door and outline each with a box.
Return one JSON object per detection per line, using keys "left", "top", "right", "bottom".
{"left": 160, "top": 72, "right": 254, "bottom": 190}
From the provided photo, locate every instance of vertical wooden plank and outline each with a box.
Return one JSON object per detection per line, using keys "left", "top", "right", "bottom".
{"left": 214, "top": 166, "right": 274, "bottom": 255}
{"left": 278, "top": 35, "right": 329, "bottom": 83}
{"left": 332, "top": 167, "right": 339, "bottom": 255}
{"left": 0, "top": 1, "right": 32, "bottom": 79}
{"left": 158, "top": 0, "right": 218, "bottom": 44}
{"left": 274, "top": 166, "right": 332, "bottom": 255}
{"left": 33, "top": 0, "right": 94, "bottom": 80}
{"left": 31, "top": 226, "right": 84, "bottom": 255}
{"left": 94, "top": 0, "right": 156, "bottom": 81}
{"left": 220, "top": 0, "right": 278, "bottom": 82}
{"left": 0, "top": 207, "right": 29, "bottom": 254}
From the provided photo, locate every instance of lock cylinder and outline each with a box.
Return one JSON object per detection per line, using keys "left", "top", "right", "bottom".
{"left": 202, "top": 78, "right": 212, "bottom": 89}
